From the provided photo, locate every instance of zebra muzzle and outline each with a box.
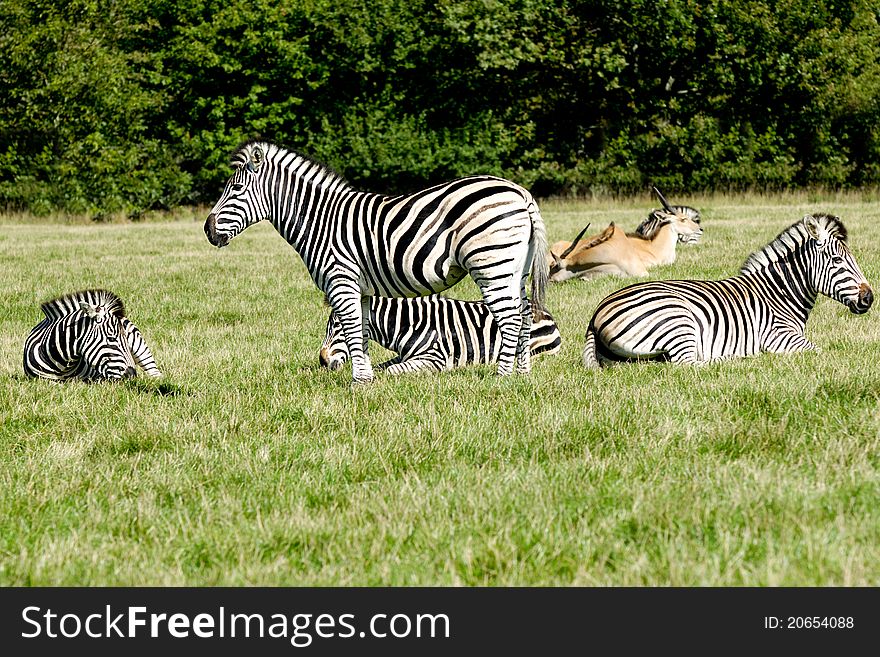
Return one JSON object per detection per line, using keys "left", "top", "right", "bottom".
{"left": 851, "top": 284, "right": 874, "bottom": 314}
{"left": 204, "top": 213, "right": 229, "bottom": 248}
{"left": 319, "top": 347, "right": 344, "bottom": 370}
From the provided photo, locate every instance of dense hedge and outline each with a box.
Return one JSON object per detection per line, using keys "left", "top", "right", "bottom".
{"left": 2, "top": 0, "right": 879, "bottom": 215}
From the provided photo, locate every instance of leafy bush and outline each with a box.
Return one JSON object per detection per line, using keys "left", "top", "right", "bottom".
{"left": 1, "top": 0, "right": 879, "bottom": 214}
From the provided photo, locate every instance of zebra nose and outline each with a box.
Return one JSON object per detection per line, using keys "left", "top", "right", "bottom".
{"left": 204, "top": 213, "right": 228, "bottom": 247}
{"left": 859, "top": 284, "right": 873, "bottom": 309}
{"left": 319, "top": 348, "right": 330, "bottom": 368}
{"left": 125, "top": 366, "right": 138, "bottom": 378}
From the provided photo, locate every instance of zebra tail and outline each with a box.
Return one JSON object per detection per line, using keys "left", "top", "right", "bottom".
{"left": 528, "top": 201, "right": 549, "bottom": 318}
{"left": 583, "top": 325, "right": 600, "bottom": 369}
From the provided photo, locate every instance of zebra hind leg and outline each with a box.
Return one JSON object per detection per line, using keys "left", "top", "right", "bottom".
{"left": 480, "top": 288, "right": 522, "bottom": 376}
{"left": 471, "top": 254, "right": 527, "bottom": 376}
{"left": 666, "top": 334, "right": 701, "bottom": 364}
{"left": 515, "top": 282, "right": 532, "bottom": 374}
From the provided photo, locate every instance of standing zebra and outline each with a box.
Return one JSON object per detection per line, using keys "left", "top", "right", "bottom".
{"left": 319, "top": 295, "right": 562, "bottom": 374}
{"left": 23, "top": 289, "right": 162, "bottom": 381}
{"left": 204, "top": 141, "right": 549, "bottom": 383}
{"left": 583, "top": 214, "right": 873, "bottom": 367}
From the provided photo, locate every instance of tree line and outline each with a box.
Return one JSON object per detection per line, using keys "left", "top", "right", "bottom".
{"left": 2, "top": 0, "right": 879, "bottom": 216}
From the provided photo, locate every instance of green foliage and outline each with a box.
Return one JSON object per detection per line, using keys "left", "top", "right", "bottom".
{"left": 1, "top": 0, "right": 880, "bottom": 213}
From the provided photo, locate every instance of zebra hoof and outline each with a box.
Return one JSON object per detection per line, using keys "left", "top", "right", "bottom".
{"left": 351, "top": 373, "right": 374, "bottom": 386}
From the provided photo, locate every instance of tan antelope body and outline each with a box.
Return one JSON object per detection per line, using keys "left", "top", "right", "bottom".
{"left": 548, "top": 189, "right": 703, "bottom": 282}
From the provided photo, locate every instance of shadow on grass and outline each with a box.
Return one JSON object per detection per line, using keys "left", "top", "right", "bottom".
{"left": 9, "top": 373, "right": 190, "bottom": 397}
{"left": 6, "top": 374, "right": 193, "bottom": 397}
{"left": 123, "top": 379, "right": 191, "bottom": 397}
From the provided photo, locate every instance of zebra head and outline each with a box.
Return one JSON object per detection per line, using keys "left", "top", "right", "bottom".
{"left": 77, "top": 300, "right": 138, "bottom": 381}
{"left": 637, "top": 188, "right": 703, "bottom": 243}
{"left": 319, "top": 311, "right": 357, "bottom": 370}
{"left": 205, "top": 142, "right": 269, "bottom": 248}
{"left": 803, "top": 214, "right": 873, "bottom": 315}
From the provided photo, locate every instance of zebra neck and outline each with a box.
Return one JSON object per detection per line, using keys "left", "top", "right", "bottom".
{"left": 37, "top": 317, "right": 85, "bottom": 375}
{"left": 744, "top": 258, "right": 817, "bottom": 327}
{"left": 266, "top": 165, "right": 372, "bottom": 268}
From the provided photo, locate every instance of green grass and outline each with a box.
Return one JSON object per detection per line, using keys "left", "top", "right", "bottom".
{"left": 1, "top": 195, "right": 879, "bottom": 585}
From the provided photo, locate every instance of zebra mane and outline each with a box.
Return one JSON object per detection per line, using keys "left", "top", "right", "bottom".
{"left": 40, "top": 289, "right": 126, "bottom": 320}
{"left": 633, "top": 206, "right": 701, "bottom": 239}
{"left": 740, "top": 213, "right": 848, "bottom": 275}
{"left": 631, "top": 210, "right": 673, "bottom": 240}
{"left": 231, "top": 141, "right": 350, "bottom": 190}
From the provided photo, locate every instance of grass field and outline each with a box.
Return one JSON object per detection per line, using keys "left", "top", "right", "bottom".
{"left": 1, "top": 194, "right": 879, "bottom": 586}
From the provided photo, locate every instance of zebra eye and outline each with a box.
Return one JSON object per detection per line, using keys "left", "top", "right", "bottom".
{"left": 232, "top": 183, "right": 244, "bottom": 192}
{"left": 832, "top": 255, "right": 844, "bottom": 265}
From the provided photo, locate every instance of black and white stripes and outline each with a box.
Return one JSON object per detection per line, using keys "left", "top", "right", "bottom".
{"left": 583, "top": 214, "right": 873, "bottom": 367}
{"left": 205, "top": 141, "right": 548, "bottom": 383}
{"left": 23, "top": 289, "right": 162, "bottom": 382}
{"left": 319, "top": 295, "right": 561, "bottom": 374}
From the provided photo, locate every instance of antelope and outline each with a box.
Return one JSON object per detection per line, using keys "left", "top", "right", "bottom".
{"left": 548, "top": 188, "right": 703, "bottom": 282}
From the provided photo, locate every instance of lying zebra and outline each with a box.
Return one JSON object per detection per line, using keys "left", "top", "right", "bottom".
{"left": 23, "top": 289, "right": 162, "bottom": 381}
{"left": 320, "top": 295, "right": 561, "bottom": 374}
{"left": 632, "top": 187, "right": 702, "bottom": 244}
{"left": 583, "top": 213, "right": 873, "bottom": 367}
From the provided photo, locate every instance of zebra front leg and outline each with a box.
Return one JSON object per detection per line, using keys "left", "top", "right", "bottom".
{"left": 123, "top": 319, "right": 162, "bottom": 377}
{"left": 761, "top": 330, "right": 818, "bottom": 355}
{"left": 384, "top": 354, "right": 446, "bottom": 375}
{"left": 326, "top": 286, "right": 373, "bottom": 384}
{"left": 375, "top": 355, "right": 403, "bottom": 370}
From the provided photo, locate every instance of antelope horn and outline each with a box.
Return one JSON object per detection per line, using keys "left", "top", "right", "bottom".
{"left": 652, "top": 186, "right": 674, "bottom": 213}
{"left": 559, "top": 223, "right": 591, "bottom": 260}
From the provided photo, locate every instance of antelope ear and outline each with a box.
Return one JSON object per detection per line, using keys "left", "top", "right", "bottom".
{"left": 803, "top": 214, "right": 827, "bottom": 242}
{"left": 246, "top": 145, "right": 264, "bottom": 173}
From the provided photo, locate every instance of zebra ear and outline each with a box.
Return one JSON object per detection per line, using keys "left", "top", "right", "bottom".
{"left": 79, "top": 302, "right": 106, "bottom": 321}
{"left": 246, "top": 145, "right": 264, "bottom": 173}
{"left": 803, "top": 214, "right": 827, "bottom": 242}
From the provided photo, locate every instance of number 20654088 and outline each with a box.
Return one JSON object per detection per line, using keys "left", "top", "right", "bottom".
{"left": 764, "top": 617, "right": 854, "bottom": 629}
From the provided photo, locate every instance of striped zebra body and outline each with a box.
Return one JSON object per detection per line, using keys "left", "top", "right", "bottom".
{"left": 319, "top": 295, "right": 561, "bottom": 374}
{"left": 205, "top": 141, "right": 549, "bottom": 383}
{"left": 583, "top": 214, "right": 872, "bottom": 367}
{"left": 23, "top": 289, "right": 162, "bottom": 381}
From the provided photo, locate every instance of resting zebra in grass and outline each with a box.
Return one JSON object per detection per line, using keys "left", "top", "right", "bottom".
{"left": 582, "top": 213, "right": 873, "bottom": 367}
{"left": 204, "top": 141, "right": 548, "bottom": 384}
{"left": 632, "top": 188, "right": 702, "bottom": 244}
{"left": 23, "top": 289, "right": 162, "bottom": 381}
{"left": 319, "top": 295, "right": 561, "bottom": 374}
